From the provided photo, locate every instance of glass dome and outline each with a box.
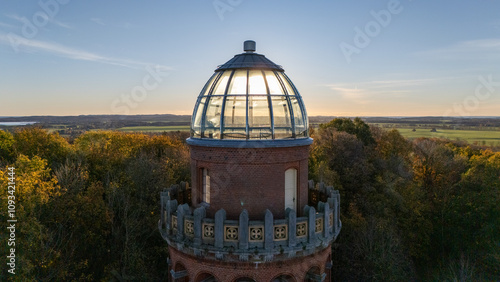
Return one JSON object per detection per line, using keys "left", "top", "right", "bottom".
{"left": 190, "top": 41, "right": 309, "bottom": 140}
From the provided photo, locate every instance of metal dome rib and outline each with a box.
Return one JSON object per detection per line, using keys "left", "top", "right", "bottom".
{"left": 190, "top": 41, "right": 309, "bottom": 142}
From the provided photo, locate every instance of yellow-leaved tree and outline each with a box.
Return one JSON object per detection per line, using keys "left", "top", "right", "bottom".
{"left": 0, "top": 155, "right": 61, "bottom": 280}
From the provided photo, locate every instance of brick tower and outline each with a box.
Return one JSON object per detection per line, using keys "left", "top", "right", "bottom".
{"left": 159, "top": 41, "right": 341, "bottom": 282}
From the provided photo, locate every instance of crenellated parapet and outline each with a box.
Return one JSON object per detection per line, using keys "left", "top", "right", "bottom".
{"left": 159, "top": 182, "right": 341, "bottom": 263}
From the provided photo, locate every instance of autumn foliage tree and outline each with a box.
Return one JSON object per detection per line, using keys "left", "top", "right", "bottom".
{"left": 0, "top": 124, "right": 498, "bottom": 280}
{"left": 312, "top": 118, "right": 499, "bottom": 280}
{"left": 0, "top": 129, "right": 190, "bottom": 280}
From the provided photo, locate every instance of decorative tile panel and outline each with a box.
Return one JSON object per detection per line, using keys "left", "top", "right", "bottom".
{"left": 249, "top": 226, "right": 264, "bottom": 242}
{"left": 172, "top": 215, "right": 178, "bottom": 233}
{"left": 202, "top": 223, "right": 215, "bottom": 239}
{"left": 184, "top": 219, "right": 194, "bottom": 237}
{"left": 296, "top": 222, "right": 307, "bottom": 237}
{"left": 273, "top": 224, "right": 288, "bottom": 241}
{"left": 315, "top": 218, "right": 323, "bottom": 233}
{"left": 224, "top": 225, "right": 239, "bottom": 242}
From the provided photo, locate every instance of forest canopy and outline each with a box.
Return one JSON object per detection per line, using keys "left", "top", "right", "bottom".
{"left": 0, "top": 122, "right": 499, "bottom": 281}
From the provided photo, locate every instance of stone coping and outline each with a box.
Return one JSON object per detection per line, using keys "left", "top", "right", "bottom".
{"left": 159, "top": 185, "right": 341, "bottom": 262}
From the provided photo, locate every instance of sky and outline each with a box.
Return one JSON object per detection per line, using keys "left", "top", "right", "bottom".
{"left": 0, "top": 0, "right": 499, "bottom": 117}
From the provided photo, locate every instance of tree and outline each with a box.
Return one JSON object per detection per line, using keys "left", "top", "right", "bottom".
{"left": 310, "top": 128, "right": 372, "bottom": 211}
{"left": 446, "top": 150, "right": 500, "bottom": 278}
{"left": 319, "top": 117, "right": 375, "bottom": 146}
{"left": 0, "top": 155, "right": 62, "bottom": 280}
{"left": 13, "top": 127, "right": 71, "bottom": 168}
{"left": 0, "top": 129, "right": 15, "bottom": 163}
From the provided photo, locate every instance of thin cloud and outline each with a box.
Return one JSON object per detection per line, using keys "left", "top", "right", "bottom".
{"left": 90, "top": 18, "right": 105, "bottom": 26}
{"left": 51, "top": 18, "right": 72, "bottom": 29}
{"left": 5, "top": 14, "right": 27, "bottom": 22}
{"left": 460, "top": 39, "right": 500, "bottom": 49}
{"left": 327, "top": 85, "right": 369, "bottom": 104}
{"left": 115, "top": 22, "right": 137, "bottom": 29}
{"left": 0, "top": 33, "right": 171, "bottom": 70}
{"left": 325, "top": 78, "right": 440, "bottom": 104}
{"left": 90, "top": 18, "right": 136, "bottom": 29}
{"left": 6, "top": 13, "right": 71, "bottom": 29}
{"left": 415, "top": 39, "right": 500, "bottom": 59}
{"left": 370, "top": 78, "right": 440, "bottom": 88}
{"left": 0, "top": 22, "right": 16, "bottom": 29}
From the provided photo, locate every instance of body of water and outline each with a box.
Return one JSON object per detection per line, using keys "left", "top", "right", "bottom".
{"left": 0, "top": 122, "right": 38, "bottom": 126}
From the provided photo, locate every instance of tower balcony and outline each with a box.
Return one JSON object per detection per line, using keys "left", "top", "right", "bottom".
{"left": 159, "top": 181, "right": 341, "bottom": 263}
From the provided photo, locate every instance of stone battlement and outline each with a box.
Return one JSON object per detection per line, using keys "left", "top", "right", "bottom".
{"left": 159, "top": 182, "right": 341, "bottom": 263}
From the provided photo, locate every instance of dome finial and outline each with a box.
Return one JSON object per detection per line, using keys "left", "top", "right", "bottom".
{"left": 244, "top": 40, "right": 256, "bottom": 53}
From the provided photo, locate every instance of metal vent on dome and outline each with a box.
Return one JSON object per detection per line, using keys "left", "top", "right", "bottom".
{"left": 244, "top": 40, "right": 256, "bottom": 53}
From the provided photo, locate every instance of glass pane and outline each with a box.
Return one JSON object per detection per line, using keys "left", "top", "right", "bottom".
{"left": 290, "top": 96, "right": 306, "bottom": 136}
{"left": 191, "top": 129, "right": 201, "bottom": 138}
{"left": 264, "top": 71, "right": 284, "bottom": 94}
{"left": 274, "top": 128, "right": 293, "bottom": 139}
{"left": 248, "top": 70, "right": 267, "bottom": 95}
{"left": 222, "top": 128, "right": 247, "bottom": 139}
{"left": 227, "top": 70, "right": 247, "bottom": 94}
{"left": 193, "top": 97, "right": 206, "bottom": 128}
{"left": 204, "top": 96, "right": 223, "bottom": 139}
{"left": 223, "top": 96, "right": 246, "bottom": 128}
{"left": 290, "top": 96, "right": 304, "bottom": 126}
{"left": 248, "top": 95, "right": 271, "bottom": 128}
{"left": 213, "top": 70, "right": 231, "bottom": 95}
{"left": 271, "top": 96, "right": 291, "bottom": 128}
{"left": 201, "top": 73, "right": 218, "bottom": 96}
{"left": 278, "top": 72, "right": 296, "bottom": 96}
{"left": 249, "top": 128, "right": 272, "bottom": 139}
{"left": 203, "top": 127, "right": 219, "bottom": 139}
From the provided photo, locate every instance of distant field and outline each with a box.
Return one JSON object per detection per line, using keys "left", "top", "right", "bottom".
{"left": 116, "top": 126, "right": 190, "bottom": 132}
{"left": 114, "top": 125, "right": 500, "bottom": 145}
{"left": 397, "top": 128, "right": 500, "bottom": 145}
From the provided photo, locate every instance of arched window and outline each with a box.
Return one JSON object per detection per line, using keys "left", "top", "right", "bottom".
{"left": 195, "top": 272, "right": 217, "bottom": 282}
{"left": 171, "top": 262, "right": 189, "bottom": 282}
{"left": 272, "top": 274, "right": 296, "bottom": 282}
{"left": 285, "top": 168, "right": 297, "bottom": 210}
{"left": 234, "top": 277, "right": 256, "bottom": 282}
{"left": 305, "top": 266, "right": 322, "bottom": 282}
{"left": 201, "top": 168, "right": 210, "bottom": 203}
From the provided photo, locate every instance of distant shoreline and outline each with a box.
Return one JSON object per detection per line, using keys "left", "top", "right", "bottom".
{"left": 0, "top": 122, "right": 38, "bottom": 126}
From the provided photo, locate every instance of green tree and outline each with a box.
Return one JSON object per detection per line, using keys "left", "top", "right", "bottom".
{"left": 71, "top": 131, "right": 189, "bottom": 280}
{"left": 319, "top": 117, "right": 375, "bottom": 146}
{"left": 310, "top": 128, "right": 373, "bottom": 211}
{"left": 0, "top": 130, "right": 15, "bottom": 163}
{"left": 446, "top": 150, "right": 500, "bottom": 278}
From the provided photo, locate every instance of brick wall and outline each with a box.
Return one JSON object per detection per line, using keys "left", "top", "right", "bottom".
{"left": 189, "top": 145, "right": 310, "bottom": 219}
{"left": 168, "top": 244, "right": 332, "bottom": 282}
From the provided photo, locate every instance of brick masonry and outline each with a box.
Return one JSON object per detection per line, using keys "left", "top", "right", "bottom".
{"left": 168, "top": 243, "right": 332, "bottom": 282}
{"left": 189, "top": 145, "right": 310, "bottom": 219}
